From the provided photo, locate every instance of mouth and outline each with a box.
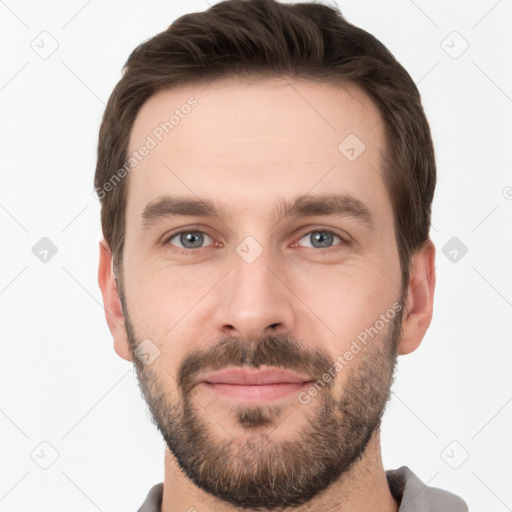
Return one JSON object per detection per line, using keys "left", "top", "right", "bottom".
{"left": 197, "top": 367, "right": 314, "bottom": 403}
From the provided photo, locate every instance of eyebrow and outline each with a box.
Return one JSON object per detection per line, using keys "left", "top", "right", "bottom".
{"left": 141, "top": 193, "right": 375, "bottom": 230}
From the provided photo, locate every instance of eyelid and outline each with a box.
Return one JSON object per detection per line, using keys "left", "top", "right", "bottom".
{"left": 293, "top": 226, "right": 352, "bottom": 248}
{"left": 162, "top": 225, "right": 217, "bottom": 250}
{"left": 162, "top": 224, "right": 213, "bottom": 240}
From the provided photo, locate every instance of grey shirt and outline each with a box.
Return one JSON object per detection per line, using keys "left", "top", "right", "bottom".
{"left": 137, "top": 466, "right": 468, "bottom": 511}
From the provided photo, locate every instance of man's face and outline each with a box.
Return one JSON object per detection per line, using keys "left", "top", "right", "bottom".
{"left": 119, "top": 78, "right": 404, "bottom": 508}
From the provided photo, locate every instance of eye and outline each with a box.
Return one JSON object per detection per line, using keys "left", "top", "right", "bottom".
{"left": 296, "top": 229, "right": 347, "bottom": 249}
{"left": 165, "top": 230, "right": 214, "bottom": 252}
{"left": 162, "top": 227, "right": 350, "bottom": 255}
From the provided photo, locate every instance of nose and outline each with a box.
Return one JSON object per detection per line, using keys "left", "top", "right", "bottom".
{"left": 213, "top": 244, "right": 296, "bottom": 341}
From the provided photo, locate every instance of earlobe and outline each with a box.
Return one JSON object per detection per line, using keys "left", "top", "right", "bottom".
{"left": 97, "top": 239, "right": 133, "bottom": 361}
{"left": 397, "top": 239, "right": 436, "bottom": 356}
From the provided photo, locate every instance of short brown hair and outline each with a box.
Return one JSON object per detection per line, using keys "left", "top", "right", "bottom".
{"left": 94, "top": 0, "right": 436, "bottom": 290}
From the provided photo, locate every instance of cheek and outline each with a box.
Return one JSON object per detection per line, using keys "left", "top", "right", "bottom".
{"left": 287, "top": 259, "right": 399, "bottom": 349}
{"left": 123, "top": 260, "right": 220, "bottom": 350}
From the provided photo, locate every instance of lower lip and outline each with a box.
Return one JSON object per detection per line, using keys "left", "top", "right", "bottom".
{"left": 202, "top": 381, "right": 312, "bottom": 402}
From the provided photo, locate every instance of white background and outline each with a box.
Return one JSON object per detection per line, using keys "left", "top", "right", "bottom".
{"left": 1, "top": 0, "right": 511, "bottom": 510}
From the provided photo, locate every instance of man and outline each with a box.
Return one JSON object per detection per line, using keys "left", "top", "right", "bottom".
{"left": 95, "top": 0, "right": 468, "bottom": 510}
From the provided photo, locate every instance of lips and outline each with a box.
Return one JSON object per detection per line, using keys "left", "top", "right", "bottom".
{"left": 199, "top": 367, "right": 313, "bottom": 386}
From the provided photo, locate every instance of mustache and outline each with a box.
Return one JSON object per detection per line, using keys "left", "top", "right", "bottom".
{"left": 178, "top": 335, "right": 335, "bottom": 397}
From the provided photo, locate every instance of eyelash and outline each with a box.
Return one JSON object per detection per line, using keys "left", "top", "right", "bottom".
{"left": 162, "top": 227, "right": 351, "bottom": 256}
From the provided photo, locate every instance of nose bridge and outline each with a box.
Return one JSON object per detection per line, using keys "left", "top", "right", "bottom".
{"left": 214, "top": 236, "right": 295, "bottom": 339}
{"left": 233, "top": 241, "right": 275, "bottom": 300}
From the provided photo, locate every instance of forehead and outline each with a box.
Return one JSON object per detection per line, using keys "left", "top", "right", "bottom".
{"left": 125, "top": 77, "right": 390, "bottom": 223}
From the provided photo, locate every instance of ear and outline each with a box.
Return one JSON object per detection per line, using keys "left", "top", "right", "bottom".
{"left": 97, "top": 239, "right": 132, "bottom": 361}
{"left": 398, "top": 239, "right": 436, "bottom": 356}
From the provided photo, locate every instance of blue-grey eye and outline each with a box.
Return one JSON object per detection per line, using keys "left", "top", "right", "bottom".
{"left": 168, "top": 231, "right": 213, "bottom": 249}
{"left": 299, "top": 230, "right": 342, "bottom": 249}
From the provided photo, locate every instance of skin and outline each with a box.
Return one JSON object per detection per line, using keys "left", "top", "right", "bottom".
{"left": 98, "top": 77, "right": 435, "bottom": 511}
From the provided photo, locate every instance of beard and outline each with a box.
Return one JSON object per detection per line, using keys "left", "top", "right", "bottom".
{"left": 123, "top": 299, "right": 402, "bottom": 510}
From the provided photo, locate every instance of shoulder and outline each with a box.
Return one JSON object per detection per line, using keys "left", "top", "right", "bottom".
{"left": 137, "top": 482, "right": 164, "bottom": 512}
{"left": 386, "top": 466, "right": 468, "bottom": 511}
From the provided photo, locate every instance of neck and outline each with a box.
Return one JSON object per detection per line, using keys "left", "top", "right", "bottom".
{"left": 161, "top": 429, "right": 398, "bottom": 512}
